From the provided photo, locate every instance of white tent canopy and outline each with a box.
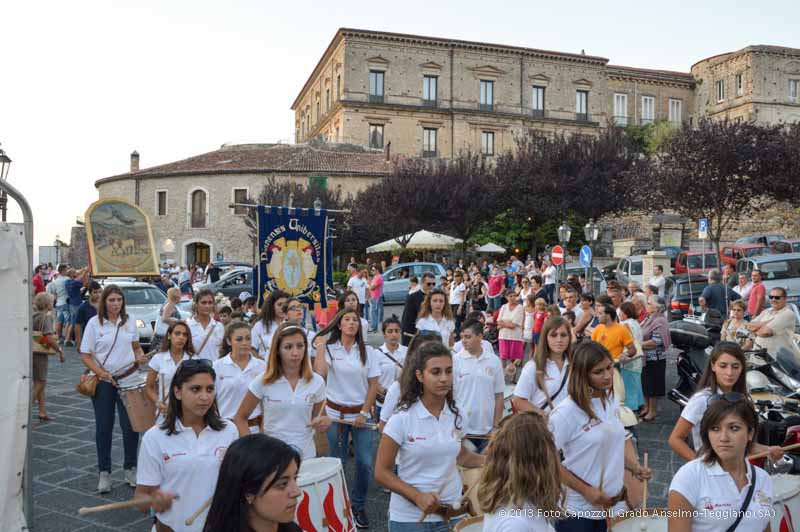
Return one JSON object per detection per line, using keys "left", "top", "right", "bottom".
{"left": 366, "top": 230, "right": 463, "bottom": 253}
{"left": 476, "top": 242, "right": 506, "bottom": 254}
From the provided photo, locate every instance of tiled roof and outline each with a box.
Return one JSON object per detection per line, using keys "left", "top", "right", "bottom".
{"left": 95, "top": 143, "right": 392, "bottom": 186}
{"left": 607, "top": 64, "right": 694, "bottom": 84}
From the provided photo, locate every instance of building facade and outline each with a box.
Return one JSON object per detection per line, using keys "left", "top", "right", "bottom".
{"left": 94, "top": 143, "right": 391, "bottom": 265}
{"left": 293, "top": 29, "right": 800, "bottom": 157}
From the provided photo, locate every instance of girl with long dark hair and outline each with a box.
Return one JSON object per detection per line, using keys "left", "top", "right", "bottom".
{"left": 146, "top": 321, "right": 196, "bottom": 420}
{"left": 213, "top": 321, "right": 266, "bottom": 431}
{"left": 203, "top": 434, "right": 303, "bottom": 532}
{"left": 375, "top": 341, "right": 485, "bottom": 532}
{"left": 416, "top": 288, "right": 455, "bottom": 348}
{"left": 79, "top": 284, "right": 147, "bottom": 493}
{"left": 188, "top": 288, "right": 225, "bottom": 360}
{"left": 134, "top": 359, "right": 238, "bottom": 531}
{"left": 252, "top": 290, "right": 289, "bottom": 358}
{"left": 313, "top": 308, "right": 380, "bottom": 528}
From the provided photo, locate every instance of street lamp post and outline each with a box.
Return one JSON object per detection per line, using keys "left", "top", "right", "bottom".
{"left": 557, "top": 220, "right": 572, "bottom": 283}
{"left": 584, "top": 219, "right": 599, "bottom": 294}
{"left": 0, "top": 144, "right": 12, "bottom": 223}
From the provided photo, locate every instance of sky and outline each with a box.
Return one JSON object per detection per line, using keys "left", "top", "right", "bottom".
{"left": 2, "top": 0, "right": 799, "bottom": 259}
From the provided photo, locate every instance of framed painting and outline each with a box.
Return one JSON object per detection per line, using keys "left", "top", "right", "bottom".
{"left": 84, "top": 198, "right": 159, "bottom": 276}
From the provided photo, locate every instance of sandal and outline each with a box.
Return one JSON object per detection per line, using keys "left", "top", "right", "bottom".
{"left": 38, "top": 414, "right": 55, "bottom": 422}
{"left": 641, "top": 414, "right": 658, "bottom": 422}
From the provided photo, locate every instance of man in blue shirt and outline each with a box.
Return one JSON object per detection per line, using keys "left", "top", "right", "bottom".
{"left": 75, "top": 281, "right": 102, "bottom": 349}
{"left": 64, "top": 267, "right": 89, "bottom": 346}
{"left": 699, "top": 269, "right": 737, "bottom": 318}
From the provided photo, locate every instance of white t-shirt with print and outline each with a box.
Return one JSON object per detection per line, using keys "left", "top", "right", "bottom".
{"left": 513, "top": 358, "right": 569, "bottom": 412}
{"left": 453, "top": 348, "right": 505, "bottom": 435}
{"left": 323, "top": 341, "right": 381, "bottom": 421}
{"left": 212, "top": 355, "right": 266, "bottom": 420}
{"left": 187, "top": 317, "right": 225, "bottom": 360}
{"left": 681, "top": 387, "right": 715, "bottom": 452}
{"left": 347, "top": 276, "right": 368, "bottom": 304}
{"left": 449, "top": 282, "right": 467, "bottom": 305}
{"left": 79, "top": 315, "right": 139, "bottom": 376}
{"left": 375, "top": 343, "right": 408, "bottom": 400}
{"left": 416, "top": 315, "right": 456, "bottom": 347}
{"left": 669, "top": 458, "right": 773, "bottom": 532}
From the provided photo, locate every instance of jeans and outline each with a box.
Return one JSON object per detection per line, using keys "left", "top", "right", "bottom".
{"left": 370, "top": 297, "right": 384, "bottom": 332}
{"left": 488, "top": 295, "right": 502, "bottom": 312}
{"left": 326, "top": 421, "right": 377, "bottom": 511}
{"left": 91, "top": 380, "right": 139, "bottom": 473}
{"left": 466, "top": 437, "right": 489, "bottom": 453}
{"left": 544, "top": 284, "right": 556, "bottom": 304}
{"left": 554, "top": 517, "right": 607, "bottom": 532}
{"left": 389, "top": 517, "right": 465, "bottom": 532}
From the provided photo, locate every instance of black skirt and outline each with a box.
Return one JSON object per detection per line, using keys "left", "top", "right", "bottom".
{"left": 641, "top": 358, "right": 666, "bottom": 397}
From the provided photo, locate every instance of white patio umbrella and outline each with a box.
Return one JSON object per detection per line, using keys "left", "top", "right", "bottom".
{"left": 366, "top": 230, "right": 463, "bottom": 253}
{"left": 476, "top": 242, "right": 506, "bottom": 254}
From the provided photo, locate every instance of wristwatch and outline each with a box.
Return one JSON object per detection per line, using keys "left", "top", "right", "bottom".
{"left": 359, "top": 411, "right": 369, "bottom": 418}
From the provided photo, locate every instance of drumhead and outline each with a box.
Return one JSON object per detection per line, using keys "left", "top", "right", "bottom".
{"left": 772, "top": 474, "right": 800, "bottom": 501}
{"left": 117, "top": 371, "right": 147, "bottom": 390}
{"left": 609, "top": 509, "right": 668, "bottom": 532}
{"left": 453, "top": 515, "right": 483, "bottom": 532}
{"left": 297, "top": 457, "right": 343, "bottom": 486}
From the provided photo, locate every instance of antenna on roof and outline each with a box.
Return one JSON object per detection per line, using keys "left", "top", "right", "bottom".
{"left": 581, "top": 49, "right": 586, "bottom": 55}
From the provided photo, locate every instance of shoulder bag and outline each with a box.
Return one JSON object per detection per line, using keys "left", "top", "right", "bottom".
{"left": 76, "top": 324, "right": 120, "bottom": 397}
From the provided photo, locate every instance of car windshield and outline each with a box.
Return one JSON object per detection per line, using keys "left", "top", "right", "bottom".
{"left": 744, "top": 247, "right": 766, "bottom": 257}
{"left": 687, "top": 254, "right": 718, "bottom": 269}
{"left": 631, "top": 261, "right": 643, "bottom": 275}
{"left": 757, "top": 259, "right": 800, "bottom": 281}
{"left": 120, "top": 286, "right": 167, "bottom": 305}
{"left": 794, "top": 243, "right": 800, "bottom": 253}
{"left": 677, "top": 281, "right": 708, "bottom": 297}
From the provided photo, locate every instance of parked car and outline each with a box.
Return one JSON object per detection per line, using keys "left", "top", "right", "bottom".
{"left": 720, "top": 244, "right": 768, "bottom": 268}
{"left": 664, "top": 274, "right": 709, "bottom": 320}
{"left": 564, "top": 263, "right": 607, "bottom": 295}
{"left": 614, "top": 255, "right": 644, "bottom": 287}
{"left": 97, "top": 280, "right": 191, "bottom": 349}
{"left": 660, "top": 246, "right": 682, "bottom": 272}
{"left": 601, "top": 263, "right": 617, "bottom": 281}
{"left": 381, "top": 262, "right": 446, "bottom": 304}
{"left": 736, "top": 233, "right": 786, "bottom": 246}
{"left": 772, "top": 240, "right": 800, "bottom": 254}
{"left": 736, "top": 253, "right": 800, "bottom": 306}
{"left": 196, "top": 268, "right": 254, "bottom": 302}
{"left": 674, "top": 250, "right": 719, "bottom": 275}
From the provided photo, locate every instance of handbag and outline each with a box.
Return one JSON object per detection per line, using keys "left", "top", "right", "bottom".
{"left": 32, "top": 331, "right": 59, "bottom": 356}
{"left": 76, "top": 324, "right": 120, "bottom": 397}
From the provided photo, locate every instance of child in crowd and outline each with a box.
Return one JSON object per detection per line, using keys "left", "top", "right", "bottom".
{"left": 533, "top": 297, "right": 547, "bottom": 347}
{"left": 547, "top": 304, "right": 561, "bottom": 319}
{"left": 218, "top": 306, "right": 232, "bottom": 327}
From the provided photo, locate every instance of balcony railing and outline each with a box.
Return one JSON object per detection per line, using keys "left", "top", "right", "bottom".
{"left": 640, "top": 117, "right": 654, "bottom": 125}
{"left": 422, "top": 99, "right": 437, "bottom": 108}
{"left": 575, "top": 112, "right": 590, "bottom": 122}
{"left": 613, "top": 115, "right": 629, "bottom": 126}
{"left": 479, "top": 103, "right": 494, "bottom": 112}
{"left": 369, "top": 94, "right": 384, "bottom": 104}
{"left": 532, "top": 109, "right": 546, "bottom": 119}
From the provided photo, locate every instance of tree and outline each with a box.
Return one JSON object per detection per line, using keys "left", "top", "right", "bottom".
{"left": 626, "top": 119, "right": 796, "bottom": 258}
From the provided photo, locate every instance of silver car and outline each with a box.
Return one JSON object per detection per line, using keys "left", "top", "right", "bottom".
{"left": 98, "top": 280, "right": 191, "bottom": 349}
{"left": 736, "top": 253, "right": 800, "bottom": 306}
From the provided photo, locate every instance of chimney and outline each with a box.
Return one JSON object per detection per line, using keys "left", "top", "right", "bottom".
{"left": 384, "top": 141, "right": 391, "bottom": 162}
{"left": 130, "top": 150, "right": 140, "bottom": 172}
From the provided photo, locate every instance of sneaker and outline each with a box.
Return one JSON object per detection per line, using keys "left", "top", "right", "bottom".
{"left": 97, "top": 472, "right": 111, "bottom": 493}
{"left": 124, "top": 468, "right": 137, "bottom": 488}
{"left": 58, "top": 338, "right": 65, "bottom": 346}
{"left": 353, "top": 509, "right": 369, "bottom": 529}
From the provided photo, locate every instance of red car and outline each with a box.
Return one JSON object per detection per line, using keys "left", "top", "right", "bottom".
{"left": 674, "top": 250, "right": 719, "bottom": 275}
{"left": 720, "top": 244, "right": 768, "bottom": 268}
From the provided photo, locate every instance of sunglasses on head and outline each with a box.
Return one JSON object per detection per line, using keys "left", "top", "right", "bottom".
{"left": 707, "top": 391, "right": 748, "bottom": 406}
{"left": 179, "top": 358, "right": 213, "bottom": 369}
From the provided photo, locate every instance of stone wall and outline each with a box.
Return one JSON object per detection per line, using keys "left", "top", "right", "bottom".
{"left": 67, "top": 226, "right": 88, "bottom": 268}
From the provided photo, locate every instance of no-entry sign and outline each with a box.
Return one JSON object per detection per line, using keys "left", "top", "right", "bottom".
{"left": 551, "top": 245, "right": 564, "bottom": 265}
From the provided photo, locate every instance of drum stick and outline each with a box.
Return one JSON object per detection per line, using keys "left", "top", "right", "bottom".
{"left": 78, "top": 497, "right": 154, "bottom": 515}
{"left": 160, "top": 378, "right": 166, "bottom": 402}
{"left": 307, "top": 399, "right": 327, "bottom": 428}
{"left": 185, "top": 497, "right": 212, "bottom": 526}
{"left": 642, "top": 452, "right": 648, "bottom": 514}
{"left": 747, "top": 441, "right": 800, "bottom": 460}
{"left": 330, "top": 418, "right": 378, "bottom": 430}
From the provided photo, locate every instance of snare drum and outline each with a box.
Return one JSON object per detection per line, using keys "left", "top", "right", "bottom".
{"left": 117, "top": 372, "right": 156, "bottom": 433}
{"left": 770, "top": 474, "right": 800, "bottom": 532}
{"left": 295, "top": 457, "right": 355, "bottom": 532}
{"left": 609, "top": 509, "right": 668, "bottom": 532}
{"left": 453, "top": 515, "right": 482, "bottom": 532}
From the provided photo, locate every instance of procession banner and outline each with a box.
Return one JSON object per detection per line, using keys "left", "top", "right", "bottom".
{"left": 84, "top": 198, "right": 159, "bottom": 276}
{"left": 256, "top": 205, "right": 331, "bottom": 308}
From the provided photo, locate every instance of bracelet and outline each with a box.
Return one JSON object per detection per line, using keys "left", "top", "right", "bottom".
{"left": 359, "top": 411, "right": 369, "bottom": 418}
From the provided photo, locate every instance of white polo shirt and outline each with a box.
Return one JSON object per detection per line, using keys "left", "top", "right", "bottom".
{"left": 79, "top": 315, "right": 139, "bottom": 376}
{"left": 136, "top": 419, "right": 238, "bottom": 532}
{"left": 187, "top": 317, "right": 225, "bottom": 361}
{"left": 681, "top": 387, "right": 716, "bottom": 452}
{"left": 549, "top": 395, "right": 627, "bottom": 518}
{"left": 453, "top": 348, "right": 504, "bottom": 435}
{"left": 148, "top": 351, "right": 192, "bottom": 402}
{"left": 248, "top": 373, "right": 326, "bottom": 459}
{"left": 513, "top": 358, "right": 569, "bottom": 412}
{"left": 251, "top": 320, "right": 279, "bottom": 357}
{"left": 376, "top": 343, "right": 408, "bottom": 399}
{"left": 323, "top": 341, "right": 381, "bottom": 421}
{"left": 669, "top": 459, "right": 773, "bottom": 532}
{"left": 416, "top": 315, "right": 456, "bottom": 347}
{"left": 212, "top": 355, "right": 266, "bottom": 420}
{"left": 449, "top": 282, "right": 467, "bottom": 305}
{"left": 383, "top": 401, "right": 463, "bottom": 522}
{"left": 482, "top": 504, "right": 556, "bottom": 532}
{"left": 380, "top": 381, "right": 402, "bottom": 424}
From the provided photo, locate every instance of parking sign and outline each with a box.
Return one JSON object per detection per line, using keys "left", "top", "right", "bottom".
{"left": 698, "top": 218, "right": 708, "bottom": 239}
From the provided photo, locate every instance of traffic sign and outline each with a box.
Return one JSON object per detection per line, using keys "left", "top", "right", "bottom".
{"left": 551, "top": 245, "right": 564, "bottom": 266}
{"left": 579, "top": 245, "right": 592, "bottom": 267}
{"left": 698, "top": 218, "right": 708, "bottom": 239}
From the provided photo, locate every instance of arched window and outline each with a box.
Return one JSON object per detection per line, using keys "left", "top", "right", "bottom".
{"left": 191, "top": 189, "right": 207, "bottom": 228}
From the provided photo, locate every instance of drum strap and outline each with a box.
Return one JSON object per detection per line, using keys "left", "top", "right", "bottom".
{"left": 197, "top": 325, "right": 215, "bottom": 355}
{"left": 538, "top": 370, "right": 569, "bottom": 411}
{"left": 725, "top": 463, "right": 756, "bottom": 532}
{"left": 377, "top": 348, "right": 403, "bottom": 369}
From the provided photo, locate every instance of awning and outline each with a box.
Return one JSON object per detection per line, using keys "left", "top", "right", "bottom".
{"left": 366, "top": 230, "right": 463, "bottom": 253}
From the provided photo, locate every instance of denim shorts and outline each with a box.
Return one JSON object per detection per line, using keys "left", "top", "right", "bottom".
{"left": 69, "top": 304, "right": 81, "bottom": 324}
{"left": 56, "top": 304, "right": 72, "bottom": 324}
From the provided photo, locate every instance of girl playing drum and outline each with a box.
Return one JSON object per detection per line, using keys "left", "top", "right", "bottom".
{"left": 146, "top": 321, "right": 196, "bottom": 420}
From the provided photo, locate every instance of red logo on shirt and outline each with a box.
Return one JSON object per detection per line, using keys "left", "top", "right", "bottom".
{"left": 408, "top": 436, "right": 426, "bottom": 442}
{"left": 214, "top": 446, "right": 228, "bottom": 459}
{"left": 164, "top": 452, "right": 187, "bottom": 462}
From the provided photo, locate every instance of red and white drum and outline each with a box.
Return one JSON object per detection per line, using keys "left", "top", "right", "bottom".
{"left": 295, "top": 457, "right": 355, "bottom": 532}
{"left": 771, "top": 474, "right": 800, "bottom": 532}
{"left": 117, "top": 372, "right": 156, "bottom": 433}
